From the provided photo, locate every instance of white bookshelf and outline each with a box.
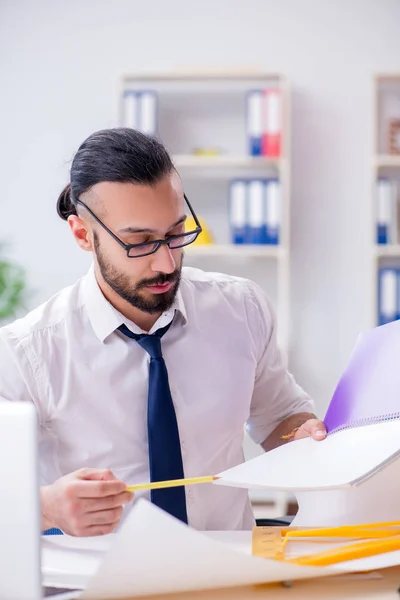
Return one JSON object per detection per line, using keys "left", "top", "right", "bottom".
{"left": 119, "top": 71, "right": 292, "bottom": 516}
{"left": 372, "top": 74, "right": 400, "bottom": 326}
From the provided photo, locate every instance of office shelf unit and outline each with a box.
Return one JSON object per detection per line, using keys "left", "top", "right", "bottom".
{"left": 372, "top": 74, "right": 400, "bottom": 327}
{"left": 119, "top": 72, "right": 292, "bottom": 517}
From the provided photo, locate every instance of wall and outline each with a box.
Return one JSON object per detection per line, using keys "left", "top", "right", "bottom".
{"left": 1, "top": 0, "right": 400, "bottom": 414}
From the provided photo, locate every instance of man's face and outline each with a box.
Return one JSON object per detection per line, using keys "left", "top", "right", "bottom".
{"left": 82, "top": 172, "right": 185, "bottom": 314}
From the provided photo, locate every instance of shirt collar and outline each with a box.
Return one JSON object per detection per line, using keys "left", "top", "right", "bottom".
{"left": 82, "top": 264, "right": 187, "bottom": 343}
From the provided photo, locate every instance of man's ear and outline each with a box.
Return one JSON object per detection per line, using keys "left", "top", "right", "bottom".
{"left": 67, "top": 215, "right": 93, "bottom": 252}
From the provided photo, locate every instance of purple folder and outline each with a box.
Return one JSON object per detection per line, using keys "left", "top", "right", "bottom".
{"left": 324, "top": 319, "right": 400, "bottom": 434}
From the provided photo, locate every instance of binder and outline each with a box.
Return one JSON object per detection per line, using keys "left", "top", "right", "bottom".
{"left": 378, "top": 267, "right": 397, "bottom": 325}
{"left": 376, "top": 178, "right": 397, "bottom": 244}
{"left": 247, "top": 179, "right": 266, "bottom": 244}
{"left": 397, "top": 268, "right": 400, "bottom": 321}
{"left": 139, "top": 91, "right": 158, "bottom": 135}
{"left": 246, "top": 91, "right": 263, "bottom": 156}
{"left": 229, "top": 180, "right": 247, "bottom": 244}
{"left": 265, "top": 178, "right": 281, "bottom": 244}
{"left": 262, "top": 88, "right": 281, "bottom": 157}
{"left": 123, "top": 90, "right": 139, "bottom": 130}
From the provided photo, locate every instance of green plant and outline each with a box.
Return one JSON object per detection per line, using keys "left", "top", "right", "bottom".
{"left": 0, "top": 259, "right": 26, "bottom": 321}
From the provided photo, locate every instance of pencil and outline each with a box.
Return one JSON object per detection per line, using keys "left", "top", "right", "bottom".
{"left": 288, "top": 535, "right": 400, "bottom": 567}
{"left": 126, "top": 475, "right": 219, "bottom": 492}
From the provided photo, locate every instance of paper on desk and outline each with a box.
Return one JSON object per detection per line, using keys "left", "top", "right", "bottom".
{"left": 42, "top": 535, "right": 112, "bottom": 589}
{"left": 80, "top": 499, "right": 338, "bottom": 599}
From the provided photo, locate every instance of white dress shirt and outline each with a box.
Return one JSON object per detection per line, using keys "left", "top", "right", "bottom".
{"left": 0, "top": 265, "right": 313, "bottom": 530}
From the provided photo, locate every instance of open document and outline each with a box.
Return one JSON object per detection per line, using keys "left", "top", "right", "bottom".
{"left": 215, "top": 319, "right": 400, "bottom": 526}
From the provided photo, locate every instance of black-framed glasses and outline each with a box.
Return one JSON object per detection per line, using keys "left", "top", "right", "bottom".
{"left": 75, "top": 194, "right": 202, "bottom": 258}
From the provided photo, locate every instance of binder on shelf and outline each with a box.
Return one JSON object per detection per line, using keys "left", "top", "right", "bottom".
{"left": 265, "top": 178, "right": 281, "bottom": 245}
{"left": 247, "top": 179, "right": 266, "bottom": 244}
{"left": 262, "top": 88, "right": 281, "bottom": 158}
{"left": 139, "top": 91, "right": 158, "bottom": 136}
{"left": 229, "top": 180, "right": 247, "bottom": 244}
{"left": 122, "top": 90, "right": 158, "bottom": 135}
{"left": 246, "top": 90, "right": 263, "bottom": 156}
{"left": 376, "top": 178, "right": 398, "bottom": 245}
{"left": 123, "top": 90, "right": 139, "bottom": 130}
{"left": 378, "top": 267, "right": 397, "bottom": 325}
{"left": 397, "top": 268, "right": 400, "bottom": 321}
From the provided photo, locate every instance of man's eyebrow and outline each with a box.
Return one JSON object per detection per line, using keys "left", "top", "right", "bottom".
{"left": 118, "top": 215, "right": 187, "bottom": 235}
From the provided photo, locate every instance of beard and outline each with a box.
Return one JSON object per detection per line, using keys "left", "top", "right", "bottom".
{"left": 93, "top": 232, "right": 182, "bottom": 314}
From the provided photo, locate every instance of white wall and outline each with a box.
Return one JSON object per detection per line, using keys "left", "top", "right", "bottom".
{"left": 1, "top": 0, "right": 400, "bottom": 414}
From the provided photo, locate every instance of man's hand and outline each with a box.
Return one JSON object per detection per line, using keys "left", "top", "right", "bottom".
{"left": 293, "top": 418, "right": 327, "bottom": 441}
{"left": 41, "top": 468, "right": 134, "bottom": 536}
{"left": 262, "top": 412, "right": 327, "bottom": 451}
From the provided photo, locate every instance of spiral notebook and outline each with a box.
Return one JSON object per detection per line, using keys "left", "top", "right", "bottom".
{"left": 324, "top": 319, "right": 400, "bottom": 434}
{"left": 216, "top": 319, "right": 400, "bottom": 492}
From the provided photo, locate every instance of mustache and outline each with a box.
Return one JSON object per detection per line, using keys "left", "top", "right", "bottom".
{"left": 137, "top": 271, "right": 180, "bottom": 289}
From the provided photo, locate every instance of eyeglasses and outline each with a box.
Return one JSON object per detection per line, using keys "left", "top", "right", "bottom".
{"left": 75, "top": 194, "right": 202, "bottom": 258}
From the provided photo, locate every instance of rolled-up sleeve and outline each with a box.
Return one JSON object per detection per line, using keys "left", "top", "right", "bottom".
{"left": 244, "top": 281, "right": 315, "bottom": 445}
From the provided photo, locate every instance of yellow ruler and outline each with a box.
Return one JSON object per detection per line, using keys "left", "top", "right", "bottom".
{"left": 252, "top": 527, "right": 284, "bottom": 560}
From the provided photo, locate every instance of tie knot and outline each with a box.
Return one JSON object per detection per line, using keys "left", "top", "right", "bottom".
{"left": 117, "top": 321, "right": 172, "bottom": 359}
{"left": 136, "top": 334, "right": 162, "bottom": 359}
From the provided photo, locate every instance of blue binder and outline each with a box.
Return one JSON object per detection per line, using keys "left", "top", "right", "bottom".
{"left": 378, "top": 267, "right": 397, "bottom": 325}
{"left": 247, "top": 179, "right": 266, "bottom": 244}
{"left": 246, "top": 90, "right": 263, "bottom": 156}
{"left": 229, "top": 180, "right": 247, "bottom": 244}
{"left": 265, "top": 178, "right": 280, "bottom": 245}
{"left": 123, "top": 90, "right": 139, "bottom": 130}
{"left": 376, "top": 178, "right": 396, "bottom": 245}
{"left": 139, "top": 90, "right": 158, "bottom": 135}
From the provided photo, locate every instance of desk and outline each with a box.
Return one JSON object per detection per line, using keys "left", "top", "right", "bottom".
{"left": 132, "top": 566, "right": 400, "bottom": 599}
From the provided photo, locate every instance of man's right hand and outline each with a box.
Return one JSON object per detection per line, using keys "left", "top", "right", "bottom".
{"left": 40, "top": 468, "right": 134, "bottom": 536}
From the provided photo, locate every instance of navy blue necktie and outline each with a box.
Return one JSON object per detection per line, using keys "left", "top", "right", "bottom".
{"left": 118, "top": 322, "right": 188, "bottom": 523}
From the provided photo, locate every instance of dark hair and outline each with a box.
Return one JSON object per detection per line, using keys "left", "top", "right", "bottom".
{"left": 57, "top": 128, "right": 174, "bottom": 220}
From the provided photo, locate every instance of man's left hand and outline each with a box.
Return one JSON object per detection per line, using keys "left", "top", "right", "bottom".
{"left": 293, "top": 418, "right": 327, "bottom": 441}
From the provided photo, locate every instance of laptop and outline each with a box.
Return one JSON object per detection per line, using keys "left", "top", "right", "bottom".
{"left": 0, "top": 402, "right": 81, "bottom": 599}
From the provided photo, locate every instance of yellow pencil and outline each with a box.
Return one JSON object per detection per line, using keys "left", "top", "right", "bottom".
{"left": 288, "top": 534, "right": 400, "bottom": 567}
{"left": 126, "top": 475, "right": 219, "bottom": 492}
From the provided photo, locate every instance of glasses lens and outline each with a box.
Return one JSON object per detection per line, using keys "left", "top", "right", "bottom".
{"left": 128, "top": 242, "right": 159, "bottom": 258}
{"left": 169, "top": 231, "right": 199, "bottom": 249}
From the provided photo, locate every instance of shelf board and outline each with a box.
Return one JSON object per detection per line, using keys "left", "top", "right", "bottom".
{"left": 375, "top": 245, "right": 400, "bottom": 257}
{"left": 122, "top": 71, "right": 283, "bottom": 83}
{"left": 172, "top": 155, "right": 282, "bottom": 169}
{"left": 375, "top": 155, "right": 400, "bottom": 168}
{"left": 186, "top": 244, "right": 285, "bottom": 258}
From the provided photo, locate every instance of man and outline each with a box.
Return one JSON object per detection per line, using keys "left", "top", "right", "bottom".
{"left": 0, "top": 128, "right": 326, "bottom": 536}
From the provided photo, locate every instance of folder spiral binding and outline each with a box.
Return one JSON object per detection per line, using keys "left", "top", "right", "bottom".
{"left": 376, "top": 178, "right": 398, "bottom": 244}
{"left": 122, "top": 90, "right": 158, "bottom": 135}
{"left": 246, "top": 88, "right": 282, "bottom": 157}
{"left": 229, "top": 179, "right": 281, "bottom": 244}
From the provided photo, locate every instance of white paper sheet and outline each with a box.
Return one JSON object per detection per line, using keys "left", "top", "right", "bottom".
{"left": 215, "top": 419, "right": 400, "bottom": 492}
{"left": 80, "top": 499, "right": 337, "bottom": 599}
{"left": 42, "top": 502, "right": 400, "bottom": 599}
{"left": 42, "top": 536, "right": 112, "bottom": 589}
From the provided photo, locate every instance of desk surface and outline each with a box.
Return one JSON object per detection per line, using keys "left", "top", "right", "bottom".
{"left": 132, "top": 566, "right": 400, "bottom": 600}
